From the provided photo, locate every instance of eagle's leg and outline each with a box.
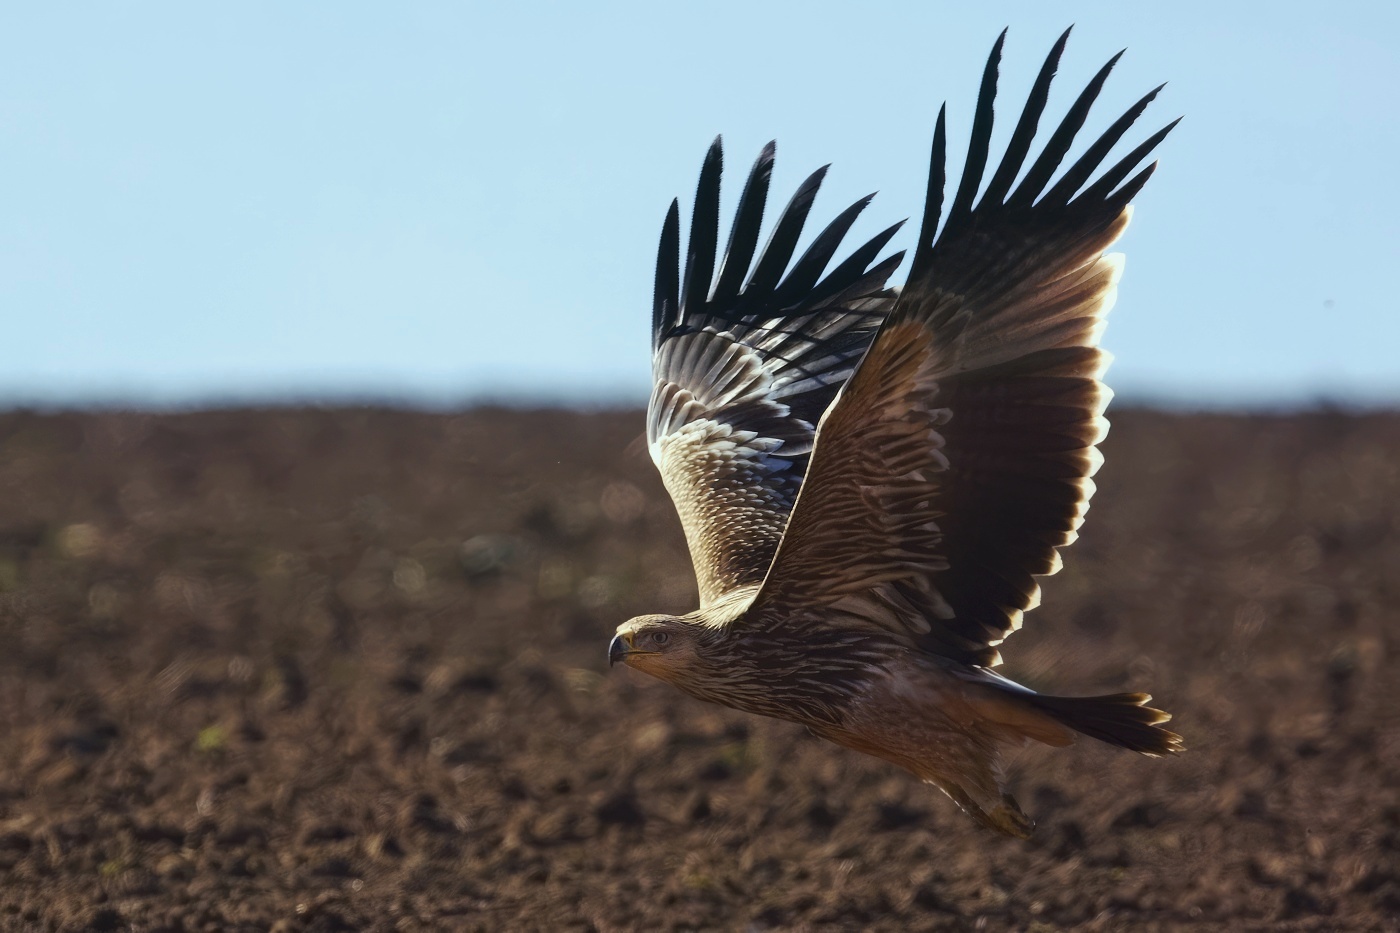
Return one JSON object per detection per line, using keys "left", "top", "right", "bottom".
{"left": 911, "top": 727, "right": 1036, "bottom": 838}
{"left": 931, "top": 777, "right": 1034, "bottom": 838}
{"left": 820, "top": 725, "right": 1038, "bottom": 836}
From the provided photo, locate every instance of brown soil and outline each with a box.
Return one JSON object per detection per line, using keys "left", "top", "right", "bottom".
{"left": 0, "top": 407, "right": 1397, "bottom": 932}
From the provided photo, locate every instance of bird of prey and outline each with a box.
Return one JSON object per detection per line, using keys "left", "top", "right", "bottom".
{"left": 609, "top": 29, "right": 1183, "bottom": 837}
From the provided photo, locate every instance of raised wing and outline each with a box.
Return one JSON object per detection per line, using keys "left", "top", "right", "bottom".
{"left": 750, "top": 29, "right": 1178, "bottom": 666}
{"left": 649, "top": 138, "right": 904, "bottom": 608}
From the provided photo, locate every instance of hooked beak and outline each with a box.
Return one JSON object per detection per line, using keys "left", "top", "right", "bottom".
{"left": 608, "top": 633, "right": 631, "bottom": 667}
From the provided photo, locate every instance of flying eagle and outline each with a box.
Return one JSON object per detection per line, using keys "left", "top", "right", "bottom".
{"left": 609, "top": 29, "right": 1183, "bottom": 837}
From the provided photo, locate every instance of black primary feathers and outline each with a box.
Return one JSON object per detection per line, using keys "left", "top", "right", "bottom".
{"left": 908, "top": 26, "right": 1179, "bottom": 292}
{"left": 651, "top": 139, "right": 905, "bottom": 351}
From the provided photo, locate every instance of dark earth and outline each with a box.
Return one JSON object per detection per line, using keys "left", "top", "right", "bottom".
{"left": 0, "top": 406, "right": 1397, "bottom": 931}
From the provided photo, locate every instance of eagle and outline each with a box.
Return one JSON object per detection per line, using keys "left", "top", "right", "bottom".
{"left": 608, "top": 29, "right": 1183, "bottom": 837}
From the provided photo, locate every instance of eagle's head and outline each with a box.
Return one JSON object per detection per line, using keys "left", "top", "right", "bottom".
{"left": 609, "top": 614, "right": 707, "bottom": 681}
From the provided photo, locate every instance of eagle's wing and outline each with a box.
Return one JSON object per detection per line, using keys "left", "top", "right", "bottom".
{"left": 649, "top": 139, "right": 904, "bottom": 608}
{"left": 749, "top": 30, "right": 1178, "bottom": 666}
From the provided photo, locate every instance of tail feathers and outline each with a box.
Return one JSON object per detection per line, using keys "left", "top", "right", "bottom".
{"left": 1031, "top": 692, "right": 1184, "bottom": 757}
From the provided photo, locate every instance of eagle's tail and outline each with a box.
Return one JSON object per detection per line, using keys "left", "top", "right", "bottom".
{"left": 1029, "top": 692, "right": 1184, "bottom": 756}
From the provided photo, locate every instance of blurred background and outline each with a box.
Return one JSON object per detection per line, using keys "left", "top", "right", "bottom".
{"left": 2, "top": 3, "right": 1398, "bottom": 931}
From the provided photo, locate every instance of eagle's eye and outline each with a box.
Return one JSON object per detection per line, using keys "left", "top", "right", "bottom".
{"left": 650, "top": 631, "right": 671, "bottom": 647}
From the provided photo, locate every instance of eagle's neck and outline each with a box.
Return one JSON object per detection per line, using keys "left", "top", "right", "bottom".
{"left": 671, "top": 613, "right": 898, "bottom": 727}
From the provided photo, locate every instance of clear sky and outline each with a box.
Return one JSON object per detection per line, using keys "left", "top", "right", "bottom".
{"left": 1, "top": 3, "right": 1397, "bottom": 409}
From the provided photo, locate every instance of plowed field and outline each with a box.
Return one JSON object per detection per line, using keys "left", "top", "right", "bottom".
{"left": 0, "top": 408, "right": 1397, "bottom": 931}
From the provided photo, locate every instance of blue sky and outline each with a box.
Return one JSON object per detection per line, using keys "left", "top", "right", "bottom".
{"left": 1, "top": 3, "right": 1396, "bottom": 409}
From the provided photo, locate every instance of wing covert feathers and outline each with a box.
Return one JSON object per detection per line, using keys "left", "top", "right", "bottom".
{"left": 752, "top": 29, "right": 1176, "bottom": 666}
{"left": 648, "top": 139, "right": 904, "bottom": 607}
